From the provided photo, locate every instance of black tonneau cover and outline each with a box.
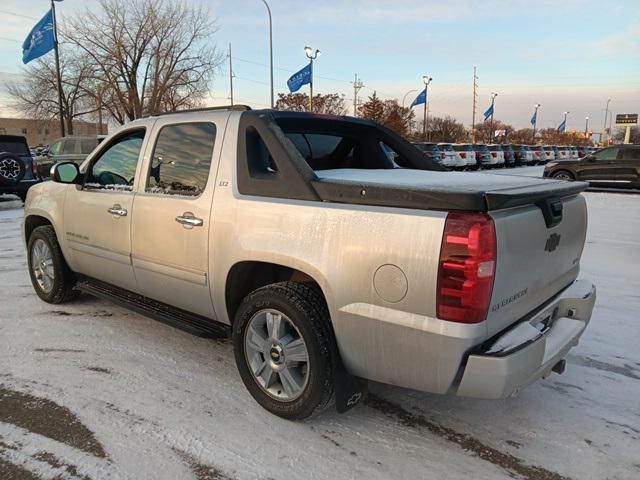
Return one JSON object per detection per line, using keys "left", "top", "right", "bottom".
{"left": 311, "top": 170, "right": 588, "bottom": 212}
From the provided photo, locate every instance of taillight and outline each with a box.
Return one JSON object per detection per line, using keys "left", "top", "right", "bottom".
{"left": 460, "top": 152, "right": 466, "bottom": 159}
{"left": 491, "top": 152, "right": 497, "bottom": 158}
{"left": 32, "top": 159, "right": 39, "bottom": 177}
{"left": 441, "top": 152, "right": 446, "bottom": 159}
{"left": 436, "top": 212, "right": 496, "bottom": 324}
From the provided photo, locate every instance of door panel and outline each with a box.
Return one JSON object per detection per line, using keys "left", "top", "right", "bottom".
{"left": 64, "top": 129, "right": 147, "bottom": 293}
{"left": 132, "top": 120, "right": 225, "bottom": 319}
{"left": 577, "top": 147, "right": 618, "bottom": 182}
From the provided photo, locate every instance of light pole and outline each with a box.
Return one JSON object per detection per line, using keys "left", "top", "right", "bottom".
{"left": 260, "top": 0, "right": 274, "bottom": 108}
{"left": 304, "top": 46, "right": 320, "bottom": 112}
{"left": 532, "top": 103, "right": 541, "bottom": 144}
{"left": 488, "top": 92, "right": 498, "bottom": 143}
{"left": 422, "top": 75, "right": 432, "bottom": 140}
{"left": 584, "top": 116, "right": 589, "bottom": 137}
{"left": 602, "top": 98, "right": 611, "bottom": 145}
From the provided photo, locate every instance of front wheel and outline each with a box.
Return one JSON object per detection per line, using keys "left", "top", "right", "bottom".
{"left": 233, "top": 281, "right": 335, "bottom": 420}
{"left": 27, "top": 225, "right": 78, "bottom": 304}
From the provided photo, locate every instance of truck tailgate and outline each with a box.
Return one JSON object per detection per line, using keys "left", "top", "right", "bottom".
{"left": 486, "top": 194, "right": 588, "bottom": 337}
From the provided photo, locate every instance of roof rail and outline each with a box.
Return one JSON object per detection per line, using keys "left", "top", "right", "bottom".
{"left": 148, "top": 105, "right": 253, "bottom": 118}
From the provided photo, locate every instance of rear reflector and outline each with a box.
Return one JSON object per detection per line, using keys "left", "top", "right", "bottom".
{"left": 436, "top": 212, "right": 496, "bottom": 324}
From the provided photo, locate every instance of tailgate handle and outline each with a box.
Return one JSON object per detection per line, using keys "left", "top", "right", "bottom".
{"left": 536, "top": 199, "right": 563, "bottom": 228}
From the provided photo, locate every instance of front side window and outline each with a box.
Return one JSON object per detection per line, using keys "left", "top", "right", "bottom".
{"left": 147, "top": 122, "right": 216, "bottom": 196}
{"left": 85, "top": 130, "right": 145, "bottom": 191}
{"left": 594, "top": 147, "right": 619, "bottom": 161}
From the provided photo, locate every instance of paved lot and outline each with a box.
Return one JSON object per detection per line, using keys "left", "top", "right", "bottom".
{"left": 1, "top": 176, "right": 639, "bottom": 480}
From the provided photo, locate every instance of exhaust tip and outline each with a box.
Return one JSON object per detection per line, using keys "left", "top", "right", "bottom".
{"left": 552, "top": 359, "right": 566, "bottom": 375}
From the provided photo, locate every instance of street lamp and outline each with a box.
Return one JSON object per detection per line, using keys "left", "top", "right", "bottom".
{"left": 602, "top": 98, "right": 611, "bottom": 145}
{"left": 585, "top": 116, "right": 589, "bottom": 136}
{"left": 402, "top": 89, "right": 418, "bottom": 108}
{"left": 422, "top": 75, "right": 432, "bottom": 140}
{"left": 532, "top": 103, "right": 541, "bottom": 144}
{"left": 260, "top": 0, "right": 274, "bottom": 108}
{"left": 304, "top": 46, "right": 320, "bottom": 112}
{"left": 488, "top": 92, "right": 498, "bottom": 143}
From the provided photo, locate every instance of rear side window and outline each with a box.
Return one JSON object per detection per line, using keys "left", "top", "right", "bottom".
{"left": 80, "top": 138, "right": 98, "bottom": 154}
{"left": 62, "top": 139, "right": 77, "bottom": 155}
{"left": 147, "top": 122, "right": 216, "bottom": 196}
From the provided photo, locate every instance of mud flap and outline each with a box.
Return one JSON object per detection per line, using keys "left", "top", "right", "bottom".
{"left": 332, "top": 350, "right": 368, "bottom": 413}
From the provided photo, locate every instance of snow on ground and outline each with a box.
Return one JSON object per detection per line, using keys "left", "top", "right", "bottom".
{"left": 0, "top": 178, "right": 639, "bottom": 480}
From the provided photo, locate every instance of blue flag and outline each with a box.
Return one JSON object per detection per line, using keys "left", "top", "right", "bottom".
{"left": 22, "top": 9, "right": 56, "bottom": 64}
{"left": 530, "top": 111, "right": 537, "bottom": 126}
{"left": 557, "top": 119, "right": 566, "bottom": 133}
{"left": 483, "top": 103, "right": 494, "bottom": 121}
{"left": 287, "top": 63, "right": 312, "bottom": 93}
{"left": 410, "top": 90, "right": 427, "bottom": 108}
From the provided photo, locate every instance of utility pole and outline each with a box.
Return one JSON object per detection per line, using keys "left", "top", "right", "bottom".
{"left": 353, "top": 74, "right": 364, "bottom": 117}
{"left": 472, "top": 66, "right": 478, "bottom": 144}
{"left": 51, "top": 0, "right": 65, "bottom": 137}
{"left": 228, "top": 43, "right": 234, "bottom": 105}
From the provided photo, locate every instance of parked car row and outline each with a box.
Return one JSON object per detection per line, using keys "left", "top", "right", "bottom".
{"left": 412, "top": 142, "right": 598, "bottom": 170}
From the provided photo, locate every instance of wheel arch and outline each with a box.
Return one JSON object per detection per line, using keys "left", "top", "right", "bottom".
{"left": 224, "top": 260, "right": 333, "bottom": 328}
{"left": 24, "top": 214, "right": 54, "bottom": 246}
{"left": 552, "top": 169, "right": 576, "bottom": 180}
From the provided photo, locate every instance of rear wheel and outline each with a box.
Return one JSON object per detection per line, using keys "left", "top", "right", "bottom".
{"left": 27, "top": 226, "right": 78, "bottom": 304}
{"left": 552, "top": 170, "right": 574, "bottom": 181}
{"left": 233, "top": 281, "right": 335, "bottom": 420}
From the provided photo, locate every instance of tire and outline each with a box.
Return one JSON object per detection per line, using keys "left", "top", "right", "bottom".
{"left": 0, "top": 152, "right": 26, "bottom": 186}
{"left": 233, "top": 281, "right": 335, "bottom": 420}
{"left": 27, "top": 225, "right": 79, "bottom": 304}
{"left": 551, "top": 170, "right": 575, "bottom": 181}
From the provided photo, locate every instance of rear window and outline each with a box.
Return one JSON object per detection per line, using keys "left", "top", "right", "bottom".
{"left": 415, "top": 143, "right": 439, "bottom": 152}
{"left": 487, "top": 145, "right": 503, "bottom": 151}
{"left": 438, "top": 144, "right": 454, "bottom": 152}
{"left": 474, "top": 145, "right": 489, "bottom": 152}
{"left": 0, "top": 137, "right": 29, "bottom": 155}
{"left": 453, "top": 144, "right": 473, "bottom": 152}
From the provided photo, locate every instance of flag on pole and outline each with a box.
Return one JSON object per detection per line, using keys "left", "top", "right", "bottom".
{"left": 530, "top": 111, "right": 537, "bottom": 126}
{"left": 483, "top": 103, "right": 494, "bottom": 121}
{"left": 557, "top": 119, "right": 566, "bottom": 133}
{"left": 410, "top": 90, "right": 427, "bottom": 108}
{"left": 22, "top": 9, "right": 56, "bottom": 64}
{"left": 287, "top": 63, "right": 312, "bottom": 93}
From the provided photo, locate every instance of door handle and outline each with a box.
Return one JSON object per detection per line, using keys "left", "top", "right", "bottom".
{"left": 107, "top": 205, "right": 127, "bottom": 217}
{"left": 175, "top": 214, "right": 203, "bottom": 227}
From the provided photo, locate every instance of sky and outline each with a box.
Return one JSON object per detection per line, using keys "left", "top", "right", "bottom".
{"left": 0, "top": 0, "right": 639, "bottom": 131}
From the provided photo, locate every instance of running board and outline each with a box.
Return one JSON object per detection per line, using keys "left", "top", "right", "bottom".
{"left": 75, "top": 276, "right": 229, "bottom": 339}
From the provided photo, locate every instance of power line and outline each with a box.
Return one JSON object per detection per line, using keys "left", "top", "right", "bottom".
{"left": 0, "top": 9, "right": 38, "bottom": 20}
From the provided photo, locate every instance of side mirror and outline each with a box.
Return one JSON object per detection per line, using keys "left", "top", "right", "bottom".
{"left": 585, "top": 155, "right": 596, "bottom": 162}
{"left": 51, "top": 162, "right": 80, "bottom": 184}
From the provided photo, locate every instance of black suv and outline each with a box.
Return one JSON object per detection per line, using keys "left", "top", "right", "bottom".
{"left": 543, "top": 144, "right": 640, "bottom": 188}
{"left": 0, "top": 135, "right": 40, "bottom": 202}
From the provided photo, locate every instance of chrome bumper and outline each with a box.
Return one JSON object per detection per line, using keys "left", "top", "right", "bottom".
{"left": 456, "top": 280, "right": 596, "bottom": 399}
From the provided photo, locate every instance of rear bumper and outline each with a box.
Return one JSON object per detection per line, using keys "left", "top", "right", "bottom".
{"left": 456, "top": 279, "right": 596, "bottom": 399}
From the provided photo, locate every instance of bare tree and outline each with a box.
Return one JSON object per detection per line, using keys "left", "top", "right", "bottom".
{"left": 65, "top": 0, "right": 222, "bottom": 123}
{"left": 6, "top": 51, "right": 97, "bottom": 135}
{"left": 474, "top": 119, "right": 514, "bottom": 144}
{"left": 276, "top": 93, "right": 347, "bottom": 115}
{"left": 417, "top": 115, "right": 468, "bottom": 143}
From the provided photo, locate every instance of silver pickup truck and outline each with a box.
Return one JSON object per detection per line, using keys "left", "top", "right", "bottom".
{"left": 23, "top": 106, "right": 596, "bottom": 419}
